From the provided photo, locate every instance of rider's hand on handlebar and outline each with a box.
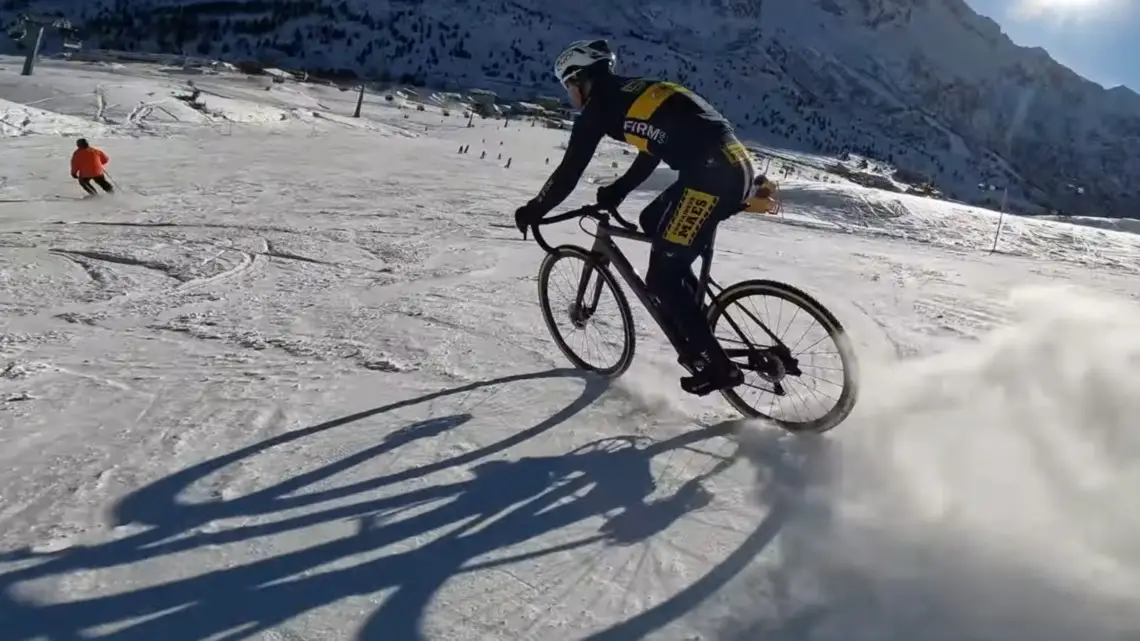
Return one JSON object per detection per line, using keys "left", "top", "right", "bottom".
{"left": 514, "top": 203, "right": 541, "bottom": 238}
{"left": 596, "top": 183, "right": 628, "bottom": 210}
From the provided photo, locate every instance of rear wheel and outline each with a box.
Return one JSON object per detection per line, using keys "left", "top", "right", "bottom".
{"left": 707, "top": 279, "right": 858, "bottom": 433}
{"left": 537, "top": 246, "right": 637, "bottom": 377}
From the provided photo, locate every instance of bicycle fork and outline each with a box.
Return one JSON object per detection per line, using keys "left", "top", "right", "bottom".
{"left": 568, "top": 257, "right": 608, "bottom": 329}
{"left": 572, "top": 251, "right": 693, "bottom": 358}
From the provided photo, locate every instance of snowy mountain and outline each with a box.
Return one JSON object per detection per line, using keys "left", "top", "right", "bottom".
{"left": 4, "top": 0, "right": 1137, "bottom": 217}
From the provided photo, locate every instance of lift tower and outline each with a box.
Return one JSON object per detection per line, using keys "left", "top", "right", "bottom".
{"left": 6, "top": 14, "right": 82, "bottom": 76}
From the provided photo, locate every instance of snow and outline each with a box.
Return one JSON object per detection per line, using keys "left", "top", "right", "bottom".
{"left": 2, "top": 58, "right": 1140, "bottom": 640}
{"left": 0, "top": 96, "right": 108, "bottom": 137}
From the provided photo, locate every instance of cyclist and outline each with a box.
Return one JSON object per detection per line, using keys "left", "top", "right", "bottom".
{"left": 514, "top": 38, "right": 763, "bottom": 396}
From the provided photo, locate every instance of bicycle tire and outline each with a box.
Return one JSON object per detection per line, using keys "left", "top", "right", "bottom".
{"left": 707, "top": 279, "right": 859, "bottom": 433}
{"left": 537, "top": 245, "right": 637, "bottom": 378}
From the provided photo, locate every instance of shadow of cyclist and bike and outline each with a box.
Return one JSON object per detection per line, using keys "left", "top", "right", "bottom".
{"left": 0, "top": 368, "right": 821, "bottom": 640}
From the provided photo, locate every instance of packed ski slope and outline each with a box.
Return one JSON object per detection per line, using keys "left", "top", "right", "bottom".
{"left": 1, "top": 57, "right": 1139, "bottom": 640}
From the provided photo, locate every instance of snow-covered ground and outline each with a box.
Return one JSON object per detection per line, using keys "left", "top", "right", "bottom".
{"left": 2, "top": 57, "right": 1139, "bottom": 640}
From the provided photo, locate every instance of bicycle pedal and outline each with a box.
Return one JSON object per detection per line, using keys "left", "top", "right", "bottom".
{"left": 677, "top": 356, "right": 703, "bottom": 375}
{"left": 680, "top": 367, "right": 743, "bottom": 396}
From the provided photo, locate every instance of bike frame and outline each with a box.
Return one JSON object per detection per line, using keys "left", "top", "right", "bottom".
{"left": 532, "top": 205, "right": 787, "bottom": 363}
{"left": 577, "top": 218, "right": 716, "bottom": 348}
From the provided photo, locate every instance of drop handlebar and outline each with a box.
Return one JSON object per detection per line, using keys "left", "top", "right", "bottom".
{"left": 528, "top": 204, "right": 639, "bottom": 254}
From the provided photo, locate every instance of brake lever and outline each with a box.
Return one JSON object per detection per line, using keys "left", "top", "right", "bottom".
{"left": 605, "top": 207, "right": 639, "bottom": 232}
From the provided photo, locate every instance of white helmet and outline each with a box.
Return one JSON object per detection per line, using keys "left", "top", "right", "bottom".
{"left": 554, "top": 39, "right": 616, "bottom": 85}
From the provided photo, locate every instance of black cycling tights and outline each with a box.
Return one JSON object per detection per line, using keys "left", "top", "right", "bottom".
{"left": 645, "top": 250, "right": 719, "bottom": 362}
{"left": 638, "top": 171, "right": 747, "bottom": 367}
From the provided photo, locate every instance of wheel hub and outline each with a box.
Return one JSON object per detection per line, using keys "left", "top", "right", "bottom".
{"left": 753, "top": 349, "right": 787, "bottom": 383}
{"left": 568, "top": 302, "right": 590, "bottom": 329}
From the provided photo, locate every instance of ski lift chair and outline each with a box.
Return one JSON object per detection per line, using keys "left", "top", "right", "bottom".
{"left": 60, "top": 28, "right": 81, "bottom": 49}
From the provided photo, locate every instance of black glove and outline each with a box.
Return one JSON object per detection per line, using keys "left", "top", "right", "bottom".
{"left": 514, "top": 203, "right": 542, "bottom": 238}
{"left": 596, "top": 182, "right": 628, "bottom": 210}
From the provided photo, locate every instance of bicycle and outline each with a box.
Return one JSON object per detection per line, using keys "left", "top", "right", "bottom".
{"left": 529, "top": 204, "right": 859, "bottom": 433}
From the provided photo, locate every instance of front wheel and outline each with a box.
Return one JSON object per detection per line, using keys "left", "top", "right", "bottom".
{"left": 707, "top": 279, "right": 859, "bottom": 433}
{"left": 537, "top": 246, "right": 637, "bottom": 377}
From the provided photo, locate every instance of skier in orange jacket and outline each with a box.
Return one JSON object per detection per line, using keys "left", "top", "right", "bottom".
{"left": 70, "top": 138, "right": 115, "bottom": 196}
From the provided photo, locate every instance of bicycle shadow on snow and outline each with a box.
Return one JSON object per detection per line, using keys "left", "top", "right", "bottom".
{"left": 0, "top": 368, "right": 816, "bottom": 640}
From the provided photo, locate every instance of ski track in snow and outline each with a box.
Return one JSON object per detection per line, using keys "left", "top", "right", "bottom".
{"left": 1, "top": 57, "right": 1139, "bottom": 640}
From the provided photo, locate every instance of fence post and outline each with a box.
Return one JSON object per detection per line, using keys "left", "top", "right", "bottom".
{"left": 988, "top": 187, "right": 1008, "bottom": 254}
{"left": 353, "top": 85, "right": 365, "bottom": 118}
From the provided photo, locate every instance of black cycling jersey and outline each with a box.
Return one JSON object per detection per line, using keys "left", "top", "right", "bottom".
{"left": 529, "top": 74, "right": 737, "bottom": 216}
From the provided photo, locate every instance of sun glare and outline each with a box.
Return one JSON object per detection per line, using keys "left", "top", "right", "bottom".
{"left": 1013, "top": 0, "right": 1118, "bottom": 20}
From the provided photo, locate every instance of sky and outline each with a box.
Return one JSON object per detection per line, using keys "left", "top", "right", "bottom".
{"left": 964, "top": 0, "right": 1139, "bottom": 91}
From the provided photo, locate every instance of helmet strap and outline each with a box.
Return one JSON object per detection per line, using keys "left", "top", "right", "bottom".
{"left": 563, "top": 77, "right": 590, "bottom": 108}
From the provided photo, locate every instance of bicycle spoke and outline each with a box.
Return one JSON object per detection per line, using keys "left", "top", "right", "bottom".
{"left": 709, "top": 281, "right": 857, "bottom": 432}
{"left": 538, "top": 246, "right": 637, "bottom": 378}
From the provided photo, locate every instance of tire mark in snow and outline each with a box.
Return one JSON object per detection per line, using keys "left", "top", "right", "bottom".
{"left": 50, "top": 251, "right": 105, "bottom": 284}
{"left": 49, "top": 249, "right": 183, "bottom": 282}
{"left": 912, "top": 293, "right": 1005, "bottom": 341}
{"left": 262, "top": 239, "right": 334, "bottom": 266}
{"left": 0, "top": 195, "right": 86, "bottom": 205}
{"left": 54, "top": 220, "right": 304, "bottom": 235}
{"left": 848, "top": 299, "right": 916, "bottom": 359}
{"left": 50, "top": 365, "right": 136, "bottom": 391}
{"left": 48, "top": 222, "right": 401, "bottom": 283}
{"left": 176, "top": 247, "right": 262, "bottom": 292}
{"left": 393, "top": 307, "right": 561, "bottom": 367}
{"left": 35, "top": 249, "right": 263, "bottom": 327}
{"left": 57, "top": 221, "right": 401, "bottom": 255}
